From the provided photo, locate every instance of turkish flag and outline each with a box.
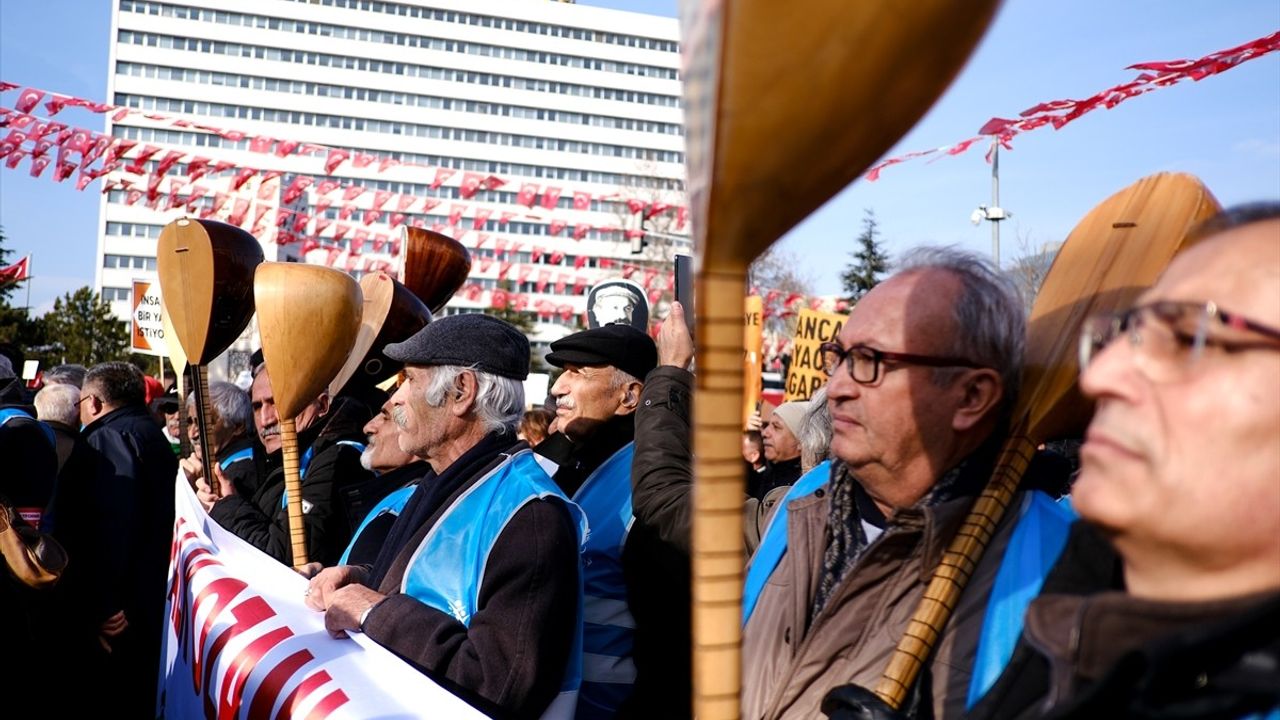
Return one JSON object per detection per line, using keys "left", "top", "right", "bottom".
{"left": 421, "top": 198, "right": 442, "bottom": 213}
{"left": 339, "top": 203, "right": 358, "bottom": 221}
{"left": 626, "top": 198, "right": 646, "bottom": 215}
{"left": 396, "top": 194, "right": 417, "bottom": 212}
{"left": 378, "top": 156, "right": 401, "bottom": 173}
{"left": 431, "top": 167, "right": 456, "bottom": 189}
{"left": 210, "top": 192, "right": 230, "bottom": 215}
{"left": 540, "top": 186, "right": 562, "bottom": 210}
{"left": 573, "top": 275, "right": 587, "bottom": 294}
{"left": 622, "top": 264, "right": 638, "bottom": 279}
{"left": 352, "top": 152, "right": 377, "bottom": 169}
{"left": 275, "top": 139, "right": 299, "bottom": 157}
{"left": 352, "top": 230, "right": 370, "bottom": 253}
{"left": 572, "top": 192, "right": 590, "bottom": 210}
{"left": 549, "top": 219, "right": 567, "bottom": 236}
{"left": 231, "top": 167, "right": 257, "bottom": 192}
{"left": 573, "top": 255, "right": 587, "bottom": 270}
{"left": 472, "top": 208, "right": 492, "bottom": 230}
{"left": 572, "top": 223, "right": 592, "bottom": 241}
{"left": 292, "top": 212, "right": 311, "bottom": 234}
{"left": 228, "top": 198, "right": 251, "bottom": 226}
{"left": 536, "top": 270, "right": 551, "bottom": 293}
{"left": 517, "top": 183, "right": 538, "bottom": 207}
{"left": 124, "top": 188, "right": 143, "bottom": 206}
{"left": 499, "top": 211, "right": 516, "bottom": 225}
{"left": 474, "top": 234, "right": 489, "bottom": 248}
{"left": 28, "top": 155, "right": 51, "bottom": 178}
{"left": 494, "top": 238, "right": 509, "bottom": 257}
{"left": 459, "top": 172, "right": 483, "bottom": 199}
{"left": 531, "top": 247, "right": 544, "bottom": 262}
{"left": 363, "top": 208, "right": 383, "bottom": 225}
{"left": 675, "top": 206, "right": 688, "bottom": 230}
{"left": 518, "top": 264, "right": 533, "bottom": 283}
{"left": 325, "top": 149, "right": 351, "bottom": 174}
{"left": 372, "top": 189, "right": 393, "bottom": 210}
{"left": 282, "top": 176, "right": 314, "bottom": 204}
{"left": 558, "top": 304, "right": 574, "bottom": 322}
{"left": 333, "top": 223, "right": 351, "bottom": 242}
{"left": 314, "top": 216, "right": 332, "bottom": 235}
{"left": 555, "top": 273, "right": 570, "bottom": 294}
{"left": 482, "top": 174, "right": 506, "bottom": 190}
{"left": 498, "top": 261, "right": 512, "bottom": 280}
{"left": 184, "top": 156, "right": 211, "bottom": 182}
{"left": 549, "top": 251, "right": 565, "bottom": 265}
{"left": 249, "top": 136, "right": 275, "bottom": 153}
{"left": 155, "top": 150, "right": 184, "bottom": 178}
{"left": 341, "top": 185, "right": 365, "bottom": 202}
{"left": 490, "top": 288, "right": 509, "bottom": 309}
{"left": 644, "top": 202, "right": 670, "bottom": 220}
{"left": 15, "top": 88, "right": 45, "bottom": 114}
{"left": 0, "top": 256, "right": 30, "bottom": 282}
{"left": 448, "top": 204, "right": 465, "bottom": 226}
{"left": 389, "top": 213, "right": 406, "bottom": 228}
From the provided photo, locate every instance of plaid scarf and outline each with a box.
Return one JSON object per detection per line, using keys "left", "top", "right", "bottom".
{"left": 810, "top": 447, "right": 995, "bottom": 624}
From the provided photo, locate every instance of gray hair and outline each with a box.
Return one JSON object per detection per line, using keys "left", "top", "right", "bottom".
{"left": 799, "top": 386, "right": 833, "bottom": 472}
{"left": 894, "top": 247, "right": 1026, "bottom": 414}
{"left": 44, "top": 364, "right": 88, "bottom": 388}
{"left": 607, "top": 367, "right": 642, "bottom": 392}
{"left": 422, "top": 364, "right": 524, "bottom": 435}
{"left": 188, "top": 381, "right": 252, "bottom": 435}
{"left": 35, "top": 383, "right": 81, "bottom": 427}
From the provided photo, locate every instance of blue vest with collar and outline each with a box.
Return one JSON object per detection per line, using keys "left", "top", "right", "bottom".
{"left": 402, "top": 449, "right": 587, "bottom": 719}
{"left": 218, "top": 446, "right": 253, "bottom": 472}
{"left": 280, "top": 439, "right": 366, "bottom": 509}
{"left": 567, "top": 442, "right": 638, "bottom": 719}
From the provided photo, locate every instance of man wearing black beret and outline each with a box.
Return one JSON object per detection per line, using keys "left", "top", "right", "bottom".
{"left": 304, "top": 314, "right": 586, "bottom": 720}
{"left": 535, "top": 322, "right": 661, "bottom": 719}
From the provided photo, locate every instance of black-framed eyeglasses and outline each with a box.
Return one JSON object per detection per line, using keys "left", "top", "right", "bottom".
{"left": 1078, "top": 300, "right": 1280, "bottom": 382}
{"left": 818, "top": 341, "right": 985, "bottom": 385}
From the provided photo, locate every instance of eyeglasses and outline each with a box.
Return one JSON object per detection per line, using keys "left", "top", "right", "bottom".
{"left": 818, "top": 341, "right": 985, "bottom": 385}
{"left": 1078, "top": 300, "right": 1280, "bottom": 382}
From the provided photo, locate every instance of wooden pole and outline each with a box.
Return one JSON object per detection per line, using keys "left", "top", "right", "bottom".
{"left": 280, "top": 417, "right": 308, "bottom": 567}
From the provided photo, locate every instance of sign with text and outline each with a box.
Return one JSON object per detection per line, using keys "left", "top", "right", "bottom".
{"left": 161, "top": 477, "right": 486, "bottom": 719}
{"left": 784, "top": 308, "right": 847, "bottom": 401}
{"left": 743, "top": 296, "right": 763, "bottom": 427}
{"left": 131, "top": 279, "right": 169, "bottom": 356}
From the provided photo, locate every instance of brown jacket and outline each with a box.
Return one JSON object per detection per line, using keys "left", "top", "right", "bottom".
{"left": 740, "top": 474, "right": 1021, "bottom": 720}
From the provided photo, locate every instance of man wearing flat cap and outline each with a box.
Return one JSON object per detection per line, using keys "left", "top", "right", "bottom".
{"left": 535, "top": 323, "right": 661, "bottom": 719}
{"left": 305, "top": 314, "right": 586, "bottom": 720}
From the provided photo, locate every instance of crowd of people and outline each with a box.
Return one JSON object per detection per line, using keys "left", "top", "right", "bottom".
{"left": 1, "top": 203, "right": 1277, "bottom": 719}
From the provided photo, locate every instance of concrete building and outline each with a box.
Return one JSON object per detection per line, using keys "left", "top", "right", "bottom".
{"left": 97, "top": 0, "right": 688, "bottom": 370}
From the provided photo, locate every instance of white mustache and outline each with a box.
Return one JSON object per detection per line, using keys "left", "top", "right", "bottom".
{"left": 259, "top": 424, "right": 280, "bottom": 439}
{"left": 392, "top": 406, "right": 408, "bottom": 428}
{"left": 556, "top": 397, "right": 575, "bottom": 410}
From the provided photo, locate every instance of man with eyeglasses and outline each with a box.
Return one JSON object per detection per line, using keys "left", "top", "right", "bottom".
{"left": 742, "top": 247, "right": 1081, "bottom": 720}
{"left": 966, "top": 203, "right": 1280, "bottom": 719}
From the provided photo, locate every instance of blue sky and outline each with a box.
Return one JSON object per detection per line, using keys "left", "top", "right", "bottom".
{"left": 1, "top": 0, "right": 1277, "bottom": 314}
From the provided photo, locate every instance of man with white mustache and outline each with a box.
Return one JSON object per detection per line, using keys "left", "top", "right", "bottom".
{"left": 198, "top": 363, "right": 373, "bottom": 567}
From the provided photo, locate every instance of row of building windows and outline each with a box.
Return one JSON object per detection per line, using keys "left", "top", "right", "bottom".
{"left": 102, "top": 287, "right": 133, "bottom": 302}
{"left": 117, "top": 92, "right": 684, "bottom": 163}
{"left": 117, "top": 62, "right": 682, "bottom": 136}
{"left": 104, "top": 253, "right": 158, "bottom": 270}
{"left": 105, "top": 221, "right": 163, "bottom": 239}
{"left": 119, "top": 1, "right": 678, "bottom": 80}
{"left": 113, "top": 126, "right": 687, "bottom": 191}
{"left": 116, "top": 30, "right": 679, "bottom": 108}
{"left": 282, "top": 0, "right": 679, "bottom": 53}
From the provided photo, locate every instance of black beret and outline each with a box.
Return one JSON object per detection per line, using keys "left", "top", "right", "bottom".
{"left": 545, "top": 324, "right": 657, "bottom": 381}
{"left": 384, "top": 314, "right": 530, "bottom": 381}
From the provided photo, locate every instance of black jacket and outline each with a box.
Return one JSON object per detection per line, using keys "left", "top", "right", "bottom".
{"left": 629, "top": 365, "right": 696, "bottom": 719}
{"left": 80, "top": 402, "right": 179, "bottom": 716}
{"left": 210, "top": 399, "right": 374, "bottom": 567}
{"left": 364, "top": 433, "right": 581, "bottom": 720}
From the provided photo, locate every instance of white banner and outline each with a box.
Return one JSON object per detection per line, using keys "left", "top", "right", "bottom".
{"left": 160, "top": 477, "right": 486, "bottom": 719}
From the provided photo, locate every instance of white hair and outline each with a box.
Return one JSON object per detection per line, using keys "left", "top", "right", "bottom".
{"left": 187, "top": 381, "right": 252, "bottom": 435}
{"left": 35, "top": 383, "right": 81, "bottom": 427}
{"left": 422, "top": 365, "right": 524, "bottom": 435}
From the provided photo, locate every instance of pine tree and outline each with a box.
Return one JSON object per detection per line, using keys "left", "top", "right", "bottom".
{"left": 840, "top": 209, "right": 890, "bottom": 303}
{"left": 41, "top": 287, "right": 131, "bottom": 366}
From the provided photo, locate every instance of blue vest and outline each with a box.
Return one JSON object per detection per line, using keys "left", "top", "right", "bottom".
{"left": 218, "top": 446, "right": 253, "bottom": 472}
{"left": 281, "top": 439, "right": 366, "bottom": 509}
{"left": 338, "top": 485, "right": 415, "bottom": 565}
{"left": 966, "top": 491, "right": 1075, "bottom": 707}
{"left": 0, "top": 407, "right": 56, "bottom": 447}
{"left": 401, "top": 449, "right": 587, "bottom": 720}
{"left": 569, "top": 442, "right": 638, "bottom": 719}
{"left": 741, "top": 461, "right": 1076, "bottom": 703}
{"left": 743, "top": 460, "right": 831, "bottom": 625}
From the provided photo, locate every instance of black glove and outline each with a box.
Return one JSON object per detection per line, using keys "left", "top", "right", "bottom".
{"left": 821, "top": 684, "right": 908, "bottom": 720}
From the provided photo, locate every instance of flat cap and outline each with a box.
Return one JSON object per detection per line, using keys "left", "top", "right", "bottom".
{"left": 545, "top": 324, "right": 657, "bottom": 381}
{"left": 384, "top": 313, "right": 530, "bottom": 380}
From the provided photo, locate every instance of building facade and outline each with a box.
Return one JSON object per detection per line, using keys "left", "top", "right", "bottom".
{"left": 97, "top": 0, "right": 687, "bottom": 362}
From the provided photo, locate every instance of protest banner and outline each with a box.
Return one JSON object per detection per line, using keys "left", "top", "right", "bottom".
{"left": 742, "top": 296, "right": 763, "bottom": 426}
{"left": 783, "top": 308, "right": 847, "bottom": 401}
{"left": 160, "top": 478, "right": 486, "bottom": 719}
{"left": 131, "top": 279, "right": 169, "bottom": 356}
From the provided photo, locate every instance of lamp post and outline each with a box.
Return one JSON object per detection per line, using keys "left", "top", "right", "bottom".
{"left": 971, "top": 139, "right": 1011, "bottom": 267}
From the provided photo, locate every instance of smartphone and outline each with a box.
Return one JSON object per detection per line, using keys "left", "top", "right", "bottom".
{"left": 674, "top": 254, "right": 695, "bottom": 334}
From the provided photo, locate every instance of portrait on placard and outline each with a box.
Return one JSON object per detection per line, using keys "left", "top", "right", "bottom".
{"left": 586, "top": 278, "right": 649, "bottom": 332}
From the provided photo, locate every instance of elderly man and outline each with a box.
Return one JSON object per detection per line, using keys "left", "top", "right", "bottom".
{"left": 742, "top": 248, "right": 1047, "bottom": 719}
{"left": 532, "top": 323, "right": 659, "bottom": 718}
{"left": 179, "top": 381, "right": 256, "bottom": 495}
{"left": 305, "top": 315, "right": 585, "bottom": 720}
{"left": 968, "top": 205, "right": 1280, "bottom": 719}
{"left": 79, "top": 362, "right": 178, "bottom": 716}
{"left": 199, "top": 364, "right": 372, "bottom": 567}
{"left": 754, "top": 400, "right": 808, "bottom": 499}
